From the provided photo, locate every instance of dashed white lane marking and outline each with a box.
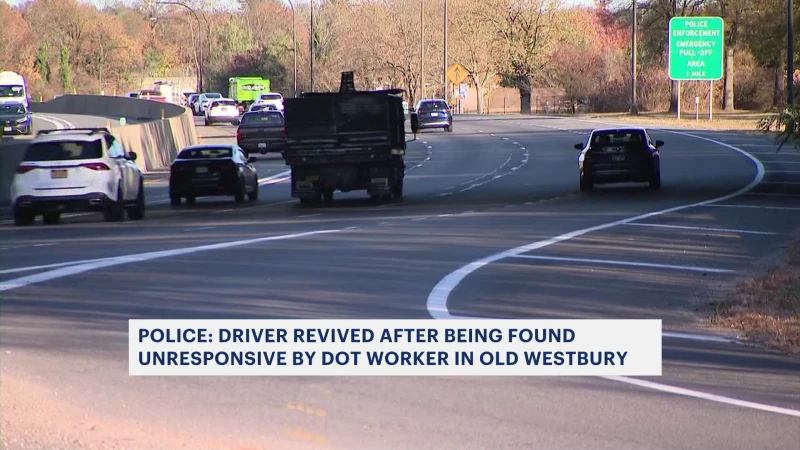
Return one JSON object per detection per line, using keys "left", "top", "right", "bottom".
{"left": 426, "top": 127, "right": 800, "bottom": 417}
{"left": 0, "top": 230, "right": 342, "bottom": 292}
{"left": 258, "top": 170, "right": 291, "bottom": 186}
{"left": 509, "top": 254, "right": 734, "bottom": 273}
{"left": 623, "top": 222, "right": 778, "bottom": 235}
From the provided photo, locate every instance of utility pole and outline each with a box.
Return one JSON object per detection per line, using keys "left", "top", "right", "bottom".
{"left": 630, "top": 0, "right": 638, "bottom": 115}
{"left": 789, "top": 0, "right": 794, "bottom": 106}
{"left": 420, "top": 0, "right": 424, "bottom": 101}
{"left": 288, "top": 0, "right": 297, "bottom": 97}
{"left": 443, "top": 0, "right": 448, "bottom": 102}
{"left": 310, "top": 0, "right": 314, "bottom": 92}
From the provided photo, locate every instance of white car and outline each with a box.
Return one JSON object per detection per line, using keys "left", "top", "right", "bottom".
{"left": 247, "top": 103, "right": 279, "bottom": 113}
{"left": 254, "top": 93, "right": 284, "bottom": 112}
{"left": 195, "top": 93, "right": 223, "bottom": 115}
{"left": 11, "top": 128, "right": 145, "bottom": 226}
{"left": 204, "top": 99, "right": 240, "bottom": 125}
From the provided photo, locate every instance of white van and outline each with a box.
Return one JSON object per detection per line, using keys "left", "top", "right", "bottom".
{"left": 0, "top": 71, "right": 29, "bottom": 107}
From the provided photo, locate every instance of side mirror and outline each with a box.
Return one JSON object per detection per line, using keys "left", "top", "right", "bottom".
{"left": 232, "top": 119, "right": 240, "bottom": 126}
{"left": 248, "top": 156, "right": 258, "bottom": 163}
{"left": 410, "top": 112, "right": 419, "bottom": 134}
{"left": 127, "top": 151, "right": 138, "bottom": 161}
{"left": 655, "top": 140, "right": 664, "bottom": 148}
{"left": 574, "top": 143, "right": 583, "bottom": 150}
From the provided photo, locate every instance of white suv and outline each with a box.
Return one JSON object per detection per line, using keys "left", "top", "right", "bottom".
{"left": 11, "top": 128, "right": 145, "bottom": 226}
{"left": 254, "top": 93, "right": 284, "bottom": 112}
{"left": 204, "top": 98, "right": 240, "bottom": 126}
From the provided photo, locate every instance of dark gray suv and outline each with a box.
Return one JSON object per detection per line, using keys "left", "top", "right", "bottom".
{"left": 414, "top": 99, "right": 452, "bottom": 132}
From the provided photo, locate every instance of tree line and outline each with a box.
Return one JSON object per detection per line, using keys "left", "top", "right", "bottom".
{"left": 0, "top": 0, "right": 796, "bottom": 113}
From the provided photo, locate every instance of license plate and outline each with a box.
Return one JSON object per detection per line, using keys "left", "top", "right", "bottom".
{"left": 3, "top": 127, "right": 10, "bottom": 132}
{"left": 258, "top": 143, "right": 267, "bottom": 148}
{"left": 51, "top": 169, "right": 68, "bottom": 179}
{"left": 612, "top": 155, "right": 626, "bottom": 161}
{"left": 196, "top": 166, "right": 208, "bottom": 173}
{"left": 430, "top": 112, "right": 438, "bottom": 117}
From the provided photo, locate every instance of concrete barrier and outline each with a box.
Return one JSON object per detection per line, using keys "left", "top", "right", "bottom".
{"left": 1, "top": 95, "right": 199, "bottom": 205}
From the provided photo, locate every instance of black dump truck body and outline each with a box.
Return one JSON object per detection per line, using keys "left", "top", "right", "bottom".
{"left": 282, "top": 73, "right": 406, "bottom": 203}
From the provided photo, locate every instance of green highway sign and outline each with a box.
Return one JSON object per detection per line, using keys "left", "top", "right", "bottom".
{"left": 668, "top": 16, "right": 724, "bottom": 81}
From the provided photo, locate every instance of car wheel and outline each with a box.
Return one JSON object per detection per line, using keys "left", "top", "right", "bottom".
{"left": 649, "top": 171, "right": 661, "bottom": 190}
{"left": 248, "top": 182, "right": 259, "bottom": 201}
{"left": 186, "top": 196, "right": 196, "bottom": 205}
{"left": 127, "top": 180, "right": 146, "bottom": 220}
{"left": 234, "top": 178, "right": 246, "bottom": 203}
{"left": 392, "top": 181, "right": 404, "bottom": 200}
{"left": 14, "top": 207, "right": 34, "bottom": 226}
{"left": 446, "top": 125, "right": 453, "bottom": 132}
{"left": 579, "top": 173, "right": 593, "bottom": 191}
{"left": 104, "top": 185, "right": 125, "bottom": 222}
{"left": 204, "top": 118, "right": 211, "bottom": 126}
{"left": 42, "top": 211, "right": 60, "bottom": 225}
{"left": 170, "top": 192, "right": 181, "bottom": 206}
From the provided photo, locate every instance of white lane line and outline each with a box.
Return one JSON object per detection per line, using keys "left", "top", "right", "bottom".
{"left": 258, "top": 170, "right": 291, "bottom": 186}
{"left": 704, "top": 204, "right": 800, "bottom": 211}
{"left": 508, "top": 254, "right": 734, "bottom": 273}
{"left": 213, "top": 209, "right": 233, "bottom": 213}
{"left": 602, "top": 376, "right": 800, "bottom": 418}
{"left": 0, "top": 257, "right": 114, "bottom": 275}
{"left": 0, "top": 229, "right": 341, "bottom": 292}
{"left": 183, "top": 226, "right": 216, "bottom": 232}
{"left": 661, "top": 331, "right": 736, "bottom": 343}
{"left": 298, "top": 214, "right": 322, "bottom": 218}
{"left": 623, "top": 223, "right": 778, "bottom": 235}
{"left": 425, "top": 128, "right": 800, "bottom": 418}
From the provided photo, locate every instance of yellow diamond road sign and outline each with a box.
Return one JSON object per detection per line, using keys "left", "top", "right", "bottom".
{"left": 447, "top": 63, "right": 469, "bottom": 85}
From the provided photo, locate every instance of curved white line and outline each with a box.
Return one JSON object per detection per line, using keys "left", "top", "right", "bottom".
{"left": 424, "top": 128, "right": 800, "bottom": 417}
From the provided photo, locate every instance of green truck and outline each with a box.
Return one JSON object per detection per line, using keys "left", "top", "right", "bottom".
{"left": 228, "top": 77, "right": 270, "bottom": 109}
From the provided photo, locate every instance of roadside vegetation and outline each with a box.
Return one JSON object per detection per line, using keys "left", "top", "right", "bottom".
{"left": 0, "top": 0, "right": 796, "bottom": 114}
{"left": 711, "top": 241, "right": 800, "bottom": 354}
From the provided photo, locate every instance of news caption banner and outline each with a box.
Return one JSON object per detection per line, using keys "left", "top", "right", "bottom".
{"left": 130, "top": 320, "right": 661, "bottom": 376}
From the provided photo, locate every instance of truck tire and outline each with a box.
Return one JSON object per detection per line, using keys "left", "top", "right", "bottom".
{"left": 392, "top": 182, "right": 403, "bottom": 200}
{"left": 322, "top": 189, "right": 334, "bottom": 204}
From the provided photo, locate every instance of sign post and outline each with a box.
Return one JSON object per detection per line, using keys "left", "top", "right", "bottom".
{"left": 668, "top": 16, "right": 724, "bottom": 121}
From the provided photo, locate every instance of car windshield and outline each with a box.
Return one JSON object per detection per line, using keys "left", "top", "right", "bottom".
{"left": 23, "top": 140, "right": 103, "bottom": 161}
{"left": 212, "top": 100, "right": 236, "bottom": 107}
{"left": 204, "top": 93, "right": 222, "bottom": 99}
{"left": 0, "top": 104, "right": 26, "bottom": 114}
{"left": 260, "top": 94, "right": 282, "bottom": 101}
{"left": 418, "top": 100, "right": 448, "bottom": 111}
{"left": 0, "top": 85, "right": 24, "bottom": 97}
{"left": 250, "top": 104, "right": 275, "bottom": 111}
{"left": 590, "top": 130, "right": 646, "bottom": 149}
{"left": 177, "top": 147, "right": 232, "bottom": 159}
{"left": 241, "top": 112, "right": 284, "bottom": 125}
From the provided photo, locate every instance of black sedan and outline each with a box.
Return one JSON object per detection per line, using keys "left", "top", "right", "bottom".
{"left": 169, "top": 144, "right": 259, "bottom": 205}
{"left": 575, "top": 127, "right": 663, "bottom": 191}
{"left": 235, "top": 110, "right": 286, "bottom": 155}
{"left": 0, "top": 102, "right": 32, "bottom": 135}
{"left": 414, "top": 99, "right": 453, "bottom": 132}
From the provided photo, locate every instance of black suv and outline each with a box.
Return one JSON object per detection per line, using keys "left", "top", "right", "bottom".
{"left": 414, "top": 99, "right": 452, "bottom": 132}
{"left": 576, "top": 127, "right": 663, "bottom": 191}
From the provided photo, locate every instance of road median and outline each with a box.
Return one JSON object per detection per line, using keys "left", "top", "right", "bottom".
{"left": 709, "top": 240, "right": 800, "bottom": 354}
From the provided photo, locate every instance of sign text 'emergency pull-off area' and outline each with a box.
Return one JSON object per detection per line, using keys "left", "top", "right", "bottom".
{"left": 129, "top": 319, "right": 662, "bottom": 376}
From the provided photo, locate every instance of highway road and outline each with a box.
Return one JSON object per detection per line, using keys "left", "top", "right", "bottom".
{"left": 1, "top": 114, "right": 799, "bottom": 449}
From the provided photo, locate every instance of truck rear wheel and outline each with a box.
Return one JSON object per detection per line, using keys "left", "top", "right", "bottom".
{"left": 322, "top": 189, "right": 334, "bottom": 204}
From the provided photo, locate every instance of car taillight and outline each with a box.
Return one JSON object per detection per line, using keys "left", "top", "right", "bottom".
{"left": 443, "top": 108, "right": 450, "bottom": 114}
{"left": 15, "top": 165, "right": 36, "bottom": 174}
{"left": 281, "top": 127, "right": 286, "bottom": 138}
{"left": 236, "top": 129, "right": 242, "bottom": 141}
{"left": 80, "top": 162, "right": 110, "bottom": 171}
{"left": 417, "top": 109, "right": 423, "bottom": 115}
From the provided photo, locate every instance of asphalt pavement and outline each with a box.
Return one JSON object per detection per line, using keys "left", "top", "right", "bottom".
{"left": 1, "top": 113, "right": 799, "bottom": 449}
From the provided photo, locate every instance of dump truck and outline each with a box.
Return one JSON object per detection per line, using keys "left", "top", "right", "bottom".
{"left": 282, "top": 72, "right": 406, "bottom": 204}
{"left": 229, "top": 77, "right": 270, "bottom": 110}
